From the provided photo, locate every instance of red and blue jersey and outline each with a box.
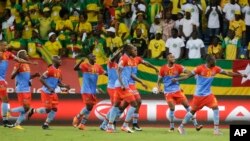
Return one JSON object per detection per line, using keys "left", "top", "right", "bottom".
{"left": 192, "top": 64, "right": 223, "bottom": 96}
{"left": 80, "top": 62, "right": 105, "bottom": 94}
{"left": 129, "top": 56, "right": 143, "bottom": 85}
{"left": 115, "top": 54, "right": 133, "bottom": 88}
{"left": 41, "top": 66, "right": 62, "bottom": 94}
{"left": 159, "top": 64, "right": 185, "bottom": 93}
{"left": 15, "top": 63, "right": 31, "bottom": 93}
{"left": 107, "top": 61, "right": 118, "bottom": 89}
{"left": 0, "top": 51, "right": 14, "bottom": 81}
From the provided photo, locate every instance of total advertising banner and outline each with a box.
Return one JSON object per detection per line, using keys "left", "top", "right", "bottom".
{"left": 4, "top": 58, "right": 250, "bottom": 95}
{"left": 8, "top": 94, "right": 250, "bottom": 125}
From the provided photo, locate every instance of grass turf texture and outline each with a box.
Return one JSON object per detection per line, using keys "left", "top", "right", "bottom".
{"left": 0, "top": 126, "right": 229, "bottom": 141}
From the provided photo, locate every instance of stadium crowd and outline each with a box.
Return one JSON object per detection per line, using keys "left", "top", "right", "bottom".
{"left": 0, "top": 0, "right": 250, "bottom": 63}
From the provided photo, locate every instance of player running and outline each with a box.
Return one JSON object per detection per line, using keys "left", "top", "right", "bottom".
{"left": 72, "top": 53, "right": 107, "bottom": 130}
{"left": 0, "top": 41, "right": 37, "bottom": 127}
{"left": 28, "top": 56, "right": 70, "bottom": 129}
{"left": 157, "top": 53, "right": 202, "bottom": 132}
{"left": 10, "top": 50, "right": 40, "bottom": 129}
{"left": 173, "top": 55, "right": 247, "bottom": 135}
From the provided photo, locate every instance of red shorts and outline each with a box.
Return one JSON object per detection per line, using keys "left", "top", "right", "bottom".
{"left": 17, "top": 92, "right": 31, "bottom": 105}
{"left": 0, "top": 81, "right": 7, "bottom": 99}
{"left": 191, "top": 94, "right": 218, "bottom": 111}
{"left": 41, "top": 90, "right": 59, "bottom": 109}
{"left": 107, "top": 88, "right": 116, "bottom": 104}
{"left": 81, "top": 94, "right": 98, "bottom": 105}
{"left": 114, "top": 87, "right": 136, "bottom": 103}
{"left": 129, "top": 84, "right": 141, "bottom": 101}
{"left": 164, "top": 90, "right": 187, "bottom": 104}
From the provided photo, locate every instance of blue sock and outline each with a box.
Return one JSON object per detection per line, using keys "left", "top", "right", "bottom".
{"left": 11, "top": 106, "right": 25, "bottom": 113}
{"left": 169, "top": 110, "right": 174, "bottom": 128}
{"left": 132, "top": 113, "right": 139, "bottom": 124}
{"left": 100, "top": 110, "right": 110, "bottom": 128}
{"left": 108, "top": 106, "right": 119, "bottom": 123}
{"left": 80, "top": 108, "right": 91, "bottom": 124}
{"left": 46, "top": 110, "right": 56, "bottom": 123}
{"left": 1, "top": 103, "right": 8, "bottom": 120}
{"left": 15, "top": 113, "right": 26, "bottom": 125}
{"left": 36, "top": 107, "right": 47, "bottom": 114}
{"left": 185, "top": 107, "right": 198, "bottom": 126}
{"left": 213, "top": 109, "right": 219, "bottom": 129}
{"left": 123, "top": 106, "right": 136, "bottom": 127}
{"left": 181, "top": 112, "right": 193, "bottom": 127}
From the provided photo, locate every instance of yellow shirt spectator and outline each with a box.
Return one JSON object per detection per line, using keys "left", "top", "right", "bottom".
{"left": 44, "top": 40, "right": 62, "bottom": 56}
{"left": 117, "top": 22, "right": 129, "bottom": 40}
{"left": 106, "top": 36, "right": 123, "bottom": 51}
{"left": 170, "top": 0, "right": 187, "bottom": 15}
{"left": 51, "top": 5, "right": 62, "bottom": 21}
{"left": 76, "top": 22, "right": 92, "bottom": 34}
{"left": 207, "top": 44, "right": 223, "bottom": 59}
{"left": 148, "top": 39, "right": 166, "bottom": 58}
{"left": 229, "top": 19, "right": 246, "bottom": 38}
{"left": 238, "top": 0, "right": 248, "bottom": 7}
{"left": 222, "top": 37, "right": 241, "bottom": 60}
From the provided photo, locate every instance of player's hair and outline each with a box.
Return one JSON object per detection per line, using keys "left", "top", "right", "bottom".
{"left": 17, "top": 50, "right": 27, "bottom": 58}
{"left": 123, "top": 44, "right": 134, "bottom": 53}
{"left": 166, "top": 52, "right": 172, "bottom": 57}
{"left": 206, "top": 54, "right": 215, "bottom": 62}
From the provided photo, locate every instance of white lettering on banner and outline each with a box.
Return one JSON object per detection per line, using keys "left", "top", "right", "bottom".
{"left": 7, "top": 87, "right": 76, "bottom": 94}
{"left": 145, "top": 100, "right": 166, "bottom": 121}
{"left": 225, "top": 106, "right": 250, "bottom": 121}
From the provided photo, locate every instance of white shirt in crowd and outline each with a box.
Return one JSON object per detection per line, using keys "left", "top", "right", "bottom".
{"left": 242, "top": 5, "right": 250, "bottom": 26}
{"left": 1, "top": 15, "right": 15, "bottom": 29}
{"left": 174, "top": 18, "right": 184, "bottom": 32}
{"left": 180, "top": 18, "right": 195, "bottom": 37}
{"left": 186, "top": 38, "right": 205, "bottom": 59}
{"left": 166, "top": 37, "right": 185, "bottom": 59}
{"left": 0, "top": 32, "right": 2, "bottom": 41}
{"left": 205, "top": 6, "right": 222, "bottom": 28}
{"left": 223, "top": 3, "right": 241, "bottom": 21}
{"left": 181, "top": 3, "right": 202, "bottom": 27}
{"left": 150, "top": 23, "right": 163, "bottom": 35}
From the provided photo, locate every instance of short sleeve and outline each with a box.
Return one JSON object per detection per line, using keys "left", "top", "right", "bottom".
{"left": 80, "top": 63, "right": 88, "bottom": 72}
{"left": 118, "top": 56, "right": 128, "bottom": 68}
{"left": 215, "top": 66, "right": 223, "bottom": 74}
{"left": 178, "top": 65, "right": 185, "bottom": 73}
{"left": 159, "top": 66, "right": 165, "bottom": 77}
{"left": 192, "top": 66, "right": 202, "bottom": 75}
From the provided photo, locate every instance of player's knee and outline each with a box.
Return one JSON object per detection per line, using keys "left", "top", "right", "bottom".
{"left": 52, "top": 108, "right": 58, "bottom": 112}
{"left": 45, "top": 108, "right": 52, "bottom": 113}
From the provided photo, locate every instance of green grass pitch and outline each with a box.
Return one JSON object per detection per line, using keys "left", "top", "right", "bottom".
{"left": 0, "top": 126, "right": 229, "bottom": 141}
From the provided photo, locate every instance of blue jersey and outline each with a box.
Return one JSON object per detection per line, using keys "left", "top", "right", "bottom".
{"left": 41, "top": 66, "right": 62, "bottom": 94}
{"left": 15, "top": 63, "right": 31, "bottom": 93}
{"left": 80, "top": 62, "right": 104, "bottom": 94}
{"left": 115, "top": 54, "right": 133, "bottom": 88}
{"left": 0, "top": 51, "right": 14, "bottom": 81}
{"left": 192, "top": 64, "right": 223, "bottom": 96}
{"left": 159, "top": 64, "right": 185, "bottom": 93}
{"left": 107, "top": 61, "right": 118, "bottom": 89}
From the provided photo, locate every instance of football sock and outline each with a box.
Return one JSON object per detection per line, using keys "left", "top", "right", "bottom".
{"left": 1, "top": 103, "right": 8, "bottom": 120}
{"left": 36, "top": 107, "right": 47, "bottom": 114}
{"left": 213, "top": 109, "right": 219, "bottom": 130}
{"left": 169, "top": 110, "right": 174, "bottom": 128}
{"left": 80, "top": 108, "right": 91, "bottom": 124}
{"left": 123, "top": 106, "right": 136, "bottom": 127}
{"left": 108, "top": 106, "right": 119, "bottom": 123}
{"left": 132, "top": 113, "right": 139, "bottom": 124}
{"left": 46, "top": 110, "right": 56, "bottom": 123}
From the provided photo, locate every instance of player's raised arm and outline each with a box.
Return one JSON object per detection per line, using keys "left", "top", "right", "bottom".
{"left": 110, "top": 48, "right": 123, "bottom": 62}
{"left": 219, "top": 70, "right": 247, "bottom": 78}
{"left": 157, "top": 75, "right": 163, "bottom": 92}
{"left": 131, "top": 73, "right": 147, "bottom": 89}
{"left": 11, "top": 64, "right": 21, "bottom": 79}
{"left": 141, "top": 60, "right": 159, "bottom": 73}
{"left": 74, "top": 58, "right": 85, "bottom": 71}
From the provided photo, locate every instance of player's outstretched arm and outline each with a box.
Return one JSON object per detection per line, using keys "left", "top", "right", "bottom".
{"left": 13, "top": 55, "right": 37, "bottom": 65}
{"left": 109, "top": 48, "right": 123, "bottom": 62}
{"left": 142, "top": 60, "right": 159, "bottom": 73}
{"left": 220, "top": 71, "right": 247, "bottom": 78}
{"left": 30, "top": 73, "right": 40, "bottom": 79}
{"left": 131, "top": 73, "right": 147, "bottom": 89}
{"left": 74, "top": 58, "right": 85, "bottom": 71}
{"left": 172, "top": 72, "right": 195, "bottom": 82}
{"left": 157, "top": 76, "right": 163, "bottom": 92}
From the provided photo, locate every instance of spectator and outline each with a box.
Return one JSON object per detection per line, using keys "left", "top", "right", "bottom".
{"left": 105, "top": 27, "right": 123, "bottom": 55}
{"left": 38, "top": 7, "right": 52, "bottom": 41}
{"left": 113, "top": 20, "right": 130, "bottom": 41}
{"left": 186, "top": 31, "right": 205, "bottom": 59}
{"left": 222, "top": 30, "right": 241, "bottom": 60}
{"left": 205, "top": 0, "right": 223, "bottom": 42}
{"left": 131, "top": 28, "right": 147, "bottom": 57}
{"left": 94, "top": 14, "right": 108, "bottom": 33}
{"left": 166, "top": 28, "right": 185, "bottom": 60}
{"left": 223, "top": 0, "right": 240, "bottom": 36}
{"left": 207, "top": 36, "right": 223, "bottom": 59}
{"left": 82, "top": 0, "right": 102, "bottom": 25}
{"left": 7, "top": 0, "right": 22, "bottom": 31}
{"left": 131, "top": 0, "right": 146, "bottom": 28}
{"left": 27, "top": 29, "right": 42, "bottom": 58}
{"left": 131, "top": 11, "right": 149, "bottom": 41}
{"left": 242, "top": 0, "right": 250, "bottom": 45}
{"left": 50, "top": 0, "right": 63, "bottom": 21}
{"left": 169, "top": 0, "right": 187, "bottom": 20}
{"left": 1, "top": 8, "right": 15, "bottom": 42}
{"left": 149, "top": 14, "right": 162, "bottom": 40}
{"left": 148, "top": 31, "right": 166, "bottom": 59}
{"left": 238, "top": 0, "right": 249, "bottom": 7}
{"left": 179, "top": 9, "right": 196, "bottom": 41}
{"left": 174, "top": 10, "right": 184, "bottom": 34}
{"left": 220, "top": 0, "right": 230, "bottom": 8}
{"left": 146, "top": 0, "right": 163, "bottom": 24}
{"left": 44, "top": 32, "right": 63, "bottom": 56}
{"left": 181, "top": 0, "right": 202, "bottom": 28}
{"left": 65, "top": 32, "right": 83, "bottom": 58}
{"left": 229, "top": 11, "right": 246, "bottom": 39}
{"left": 162, "top": 11, "right": 175, "bottom": 42}
{"left": 9, "top": 30, "right": 26, "bottom": 53}
{"left": 22, "top": 16, "right": 33, "bottom": 40}
{"left": 75, "top": 13, "right": 92, "bottom": 35}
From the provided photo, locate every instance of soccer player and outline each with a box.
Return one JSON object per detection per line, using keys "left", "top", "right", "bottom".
{"left": 106, "top": 44, "right": 138, "bottom": 133}
{"left": 0, "top": 41, "right": 37, "bottom": 127}
{"left": 157, "top": 53, "right": 202, "bottom": 132}
{"left": 10, "top": 50, "right": 40, "bottom": 129}
{"left": 129, "top": 54, "right": 158, "bottom": 131}
{"left": 72, "top": 53, "right": 107, "bottom": 130}
{"left": 28, "top": 56, "right": 70, "bottom": 129}
{"left": 173, "top": 55, "right": 247, "bottom": 135}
